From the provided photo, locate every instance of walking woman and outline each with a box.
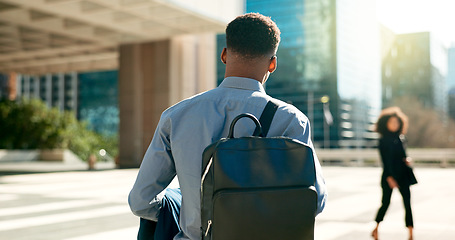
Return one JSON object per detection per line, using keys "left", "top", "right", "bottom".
{"left": 372, "top": 107, "right": 417, "bottom": 240}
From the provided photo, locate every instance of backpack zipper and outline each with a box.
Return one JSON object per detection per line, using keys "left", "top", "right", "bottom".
{"left": 201, "top": 157, "right": 213, "bottom": 197}
{"left": 205, "top": 220, "right": 212, "bottom": 237}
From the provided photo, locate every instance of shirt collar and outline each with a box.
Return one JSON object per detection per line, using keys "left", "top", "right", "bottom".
{"left": 218, "top": 77, "right": 266, "bottom": 93}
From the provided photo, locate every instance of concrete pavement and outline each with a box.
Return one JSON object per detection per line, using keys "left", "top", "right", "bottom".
{"left": 0, "top": 166, "right": 454, "bottom": 239}
{"left": 315, "top": 167, "right": 455, "bottom": 240}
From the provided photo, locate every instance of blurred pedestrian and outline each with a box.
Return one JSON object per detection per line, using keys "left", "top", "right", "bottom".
{"left": 371, "top": 107, "right": 417, "bottom": 240}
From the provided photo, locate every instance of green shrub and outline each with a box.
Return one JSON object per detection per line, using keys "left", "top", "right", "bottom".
{"left": 0, "top": 99, "right": 118, "bottom": 161}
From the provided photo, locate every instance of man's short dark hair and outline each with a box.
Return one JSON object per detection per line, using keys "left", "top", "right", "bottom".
{"left": 226, "top": 13, "right": 281, "bottom": 59}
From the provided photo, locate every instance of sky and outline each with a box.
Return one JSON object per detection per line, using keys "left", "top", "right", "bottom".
{"left": 376, "top": 0, "right": 455, "bottom": 47}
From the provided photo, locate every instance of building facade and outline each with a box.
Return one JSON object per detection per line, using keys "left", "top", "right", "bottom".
{"left": 217, "top": 0, "right": 381, "bottom": 148}
{"left": 447, "top": 46, "right": 455, "bottom": 91}
{"left": 447, "top": 46, "right": 455, "bottom": 120}
{"left": 78, "top": 70, "right": 118, "bottom": 136}
{"left": 382, "top": 32, "right": 448, "bottom": 116}
{"left": 335, "top": 0, "right": 381, "bottom": 148}
{"left": 0, "top": 73, "right": 10, "bottom": 100}
{"left": 15, "top": 70, "right": 119, "bottom": 136}
{"left": 17, "top": 72, "right": 78, "bottom": 112}
{"left": 449, "top": 89, "right": 455, "bottom": 121}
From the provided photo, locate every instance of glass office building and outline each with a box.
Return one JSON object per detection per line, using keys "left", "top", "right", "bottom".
{"left": 217, "top": 0, "right": 381, "bottom": 148}
{"left": 335, "top": 0, "right": 381, "bottom": 147}
{"left": 78, "top": 70, "right": 118, "bottom": 136}
{"left": 447, "top": 46, "right": 455, "bottom": 91}
{"left": 382, "top": 32, "right": 448, "bottom": 116}
{"left": 448, "top": 46, "right": 455, "bottom": 120}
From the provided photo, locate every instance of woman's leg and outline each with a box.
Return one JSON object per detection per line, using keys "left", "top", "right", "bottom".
{"left": 371, "top": 223, "right": 379, "bottom": 240}
{"left": 399, "top": 185, "right": 413, "bottom": 239}
{"left": 399, "top": 185, "right": 413, "bottom": 227}
{"left": 375, "top": 178, "right": 393, "bottom": 223}
{"left": 372, "top": 178, "right": 393, "bottom": 239}
{"left": 407, "top": 226, "right": 414, "bottom": 240}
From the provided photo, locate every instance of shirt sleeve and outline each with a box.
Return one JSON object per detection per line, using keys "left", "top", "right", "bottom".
{"left": 128, "top": 113, "right": 176, "bottom": 221}
{"left": 283, "top": 113, "right": 328, "bottom": 215}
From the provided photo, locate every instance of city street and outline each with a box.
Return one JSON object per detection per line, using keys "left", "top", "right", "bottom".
{"left": 0, "top": 166, "right": 454, "bottom": 239}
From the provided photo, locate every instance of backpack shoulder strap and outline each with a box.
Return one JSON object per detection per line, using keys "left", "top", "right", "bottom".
{"left": 254, "top": 99, "right": 280, "bottom": 137}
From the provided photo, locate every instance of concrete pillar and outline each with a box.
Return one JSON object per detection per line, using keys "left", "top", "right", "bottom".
{"left": 118, "top": 40, "right": 171, "bottom": 168}
{"left": 118, "top": 34, "right": 216, "bottom": 168}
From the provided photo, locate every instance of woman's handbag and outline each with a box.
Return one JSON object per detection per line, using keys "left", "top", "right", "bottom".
{"left": 405, "top": 165, "right": 418, "bottom": 185}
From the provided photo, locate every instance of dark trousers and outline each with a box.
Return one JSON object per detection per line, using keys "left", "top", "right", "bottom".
{"left": 375, "top": 178, "right": 414, "bottom": 227}
{"left": 138, "top": 189, "right": 182, "bottom": 240}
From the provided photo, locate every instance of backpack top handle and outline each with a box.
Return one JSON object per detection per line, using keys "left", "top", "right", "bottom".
{"left": 227, "top": 113, "right": 263, "bottom": 139}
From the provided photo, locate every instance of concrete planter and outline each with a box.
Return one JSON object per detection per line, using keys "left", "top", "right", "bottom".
{"left": 40, "top": 149, "right": 65, "bottom": 161}
{"left": 39, "top": 149, "right": 82, "bottom": 162}
{"left": 0, "top": 149, "right": 81, "bottom": 163}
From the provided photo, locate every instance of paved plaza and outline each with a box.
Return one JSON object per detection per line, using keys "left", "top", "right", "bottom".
{"left": 0, "top": 166, "right": 454, "bottom": 240}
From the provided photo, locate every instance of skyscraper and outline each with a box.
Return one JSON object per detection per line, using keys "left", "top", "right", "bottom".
{"left": 382, "top": 32, "right": 448, "bottom": 116}
{"left": 447, "top": 45, "right": 455, "bottom": 120}
{"left": 217, "top": 0, "right": 381, "bottom": 148}
{"left": 447, "top": 45, "right": 455, "bottom": 91}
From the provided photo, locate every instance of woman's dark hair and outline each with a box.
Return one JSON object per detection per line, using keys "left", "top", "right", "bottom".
{"left": 375, "top": 107, "right": 408, "bottom": 135}
{"left": 226, "top": 13, "right": 281, "bottom": 59}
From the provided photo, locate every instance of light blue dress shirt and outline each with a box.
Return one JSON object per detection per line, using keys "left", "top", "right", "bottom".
{"left": 129, "top": 77, "right": 327, "bottom": 240}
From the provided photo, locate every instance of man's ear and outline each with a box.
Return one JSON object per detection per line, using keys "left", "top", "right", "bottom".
{"left": 268, "top": 56, "right": 277, "bottom": 73}
{"left": 221, "top": 48, "right": 227, "bottom": 64}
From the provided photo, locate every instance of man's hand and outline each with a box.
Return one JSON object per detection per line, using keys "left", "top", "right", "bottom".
{"left": 386, "top": 176, "right": 398, "bottom": 189}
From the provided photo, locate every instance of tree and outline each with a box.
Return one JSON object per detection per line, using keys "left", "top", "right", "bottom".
{"left": 391, "top": 96, "right": 455, "bottom": 148}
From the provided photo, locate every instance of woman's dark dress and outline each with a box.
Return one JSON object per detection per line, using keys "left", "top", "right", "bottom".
{"left": 375, "top": 133, "right": 415, "bottom": 227}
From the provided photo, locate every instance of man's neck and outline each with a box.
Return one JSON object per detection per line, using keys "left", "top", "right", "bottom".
{"left": 225, "top": 74, "right": 263, "bottom": 83}
{"left": 224, "top": 65, "right": 267, "bottom": 84}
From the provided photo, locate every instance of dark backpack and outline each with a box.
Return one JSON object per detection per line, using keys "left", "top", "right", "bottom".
{"left": 200, "top": 101, "right": 317, "bottom": 240}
